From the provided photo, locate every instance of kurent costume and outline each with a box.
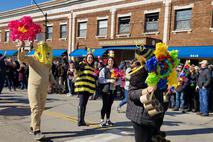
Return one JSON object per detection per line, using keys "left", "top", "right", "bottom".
{"left": 126, "top": 43, "right": 177, "bottom": 142}
{"left": 18, "top": 41, "right": 55, "bottom": 140}
{"left": 75, "top": 52, "right": 96, "bottom": 126}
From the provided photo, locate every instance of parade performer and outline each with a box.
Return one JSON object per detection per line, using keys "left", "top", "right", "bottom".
{"left": 126, "top": 42, "right": 179, "bottom": 142}
{"left": 74, "top": 49, "right": 96, "bottom": 126}
{"left": 17, "top": 41, "right": 56, "bottom": 140}
{"left": 99, "top": 50, "right": 117, "bottom": 127}
{"left": 10, "top": 16, "right": 55, "bottom": 140}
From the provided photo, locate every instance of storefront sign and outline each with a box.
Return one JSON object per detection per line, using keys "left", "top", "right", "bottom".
{"left": 99, "top": 38, "right": 146, "bottom": 46}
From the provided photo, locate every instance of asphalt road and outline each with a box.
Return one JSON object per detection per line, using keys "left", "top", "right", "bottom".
{"left": 0, "top": 89, "right": 213, "bottom": 142}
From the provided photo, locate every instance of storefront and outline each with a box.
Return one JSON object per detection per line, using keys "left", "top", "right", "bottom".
{"left": 98, "top": 37, "right": 161, "bottom": 64}
{"left": 168, "top": 45, "right": 213, "bottom": 64}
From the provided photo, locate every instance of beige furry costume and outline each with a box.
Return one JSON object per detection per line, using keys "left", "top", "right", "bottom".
{"left": 17, "top": 42, "right": 55, "bottom": 132}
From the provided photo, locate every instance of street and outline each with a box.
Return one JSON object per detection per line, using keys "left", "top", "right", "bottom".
{"left": 0, "top": 89, "right": 213, "bottom": 142}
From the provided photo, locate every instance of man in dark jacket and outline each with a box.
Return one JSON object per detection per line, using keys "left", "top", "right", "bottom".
{"left": 197, "top": 60, "right": 211, "bottom": 116}
{"left": 0, "top": 53, "right": 6, "bottom": 94}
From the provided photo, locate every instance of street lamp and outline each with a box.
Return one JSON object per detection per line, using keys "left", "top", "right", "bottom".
{"left": 31, "top": 0, "right": 48, "bottom": 41}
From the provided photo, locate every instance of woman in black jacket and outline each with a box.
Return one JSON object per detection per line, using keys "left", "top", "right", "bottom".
{"left": 126, "top": 47, "right": 168, "bottom": 142}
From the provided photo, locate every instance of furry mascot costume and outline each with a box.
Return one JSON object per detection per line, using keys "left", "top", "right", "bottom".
{"left": 18, "top": 41, "right": 56, "bottom": 140}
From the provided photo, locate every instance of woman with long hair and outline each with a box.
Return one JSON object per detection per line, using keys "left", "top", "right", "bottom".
{"left": 99, "top": 56, "right": 117, "bottom": 127}
{"left": 75, "top": 52, "right": 96, "bottom": 126}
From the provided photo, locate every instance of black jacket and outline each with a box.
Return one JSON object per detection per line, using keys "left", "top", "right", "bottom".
{"left": 126, "top": 66, "right": 164, "bottom": 126}
{"left": 197, "top": 68, "right": 211, "bottom": 88}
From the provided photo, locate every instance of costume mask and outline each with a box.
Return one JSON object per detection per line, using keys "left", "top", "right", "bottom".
{"left": 34, "top": 41, "right": 52, "bottom": 65}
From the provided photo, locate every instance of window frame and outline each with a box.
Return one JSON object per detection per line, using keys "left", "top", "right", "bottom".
{"left": 144, "top": 12, "right": 159, "bottom": 32}
{"left": 60, "top": 24, "right": 67, "bottom": 39}
{"left": 97, "top": 19, "right": 108, "bottom": 36}
{"left": 47, "top": 26, "right": 53, "bottom": 40}
{"left": 4, "top": 31, "right": 10, "bottom": 42}
{"left": 174, "top": 8, "right": 192, "bottom": 31}
{"left": 118, "top": 16, "right": 131, "bottom": 34}
{"left": 78, "top": 22, "right": 87, "bottom": 38}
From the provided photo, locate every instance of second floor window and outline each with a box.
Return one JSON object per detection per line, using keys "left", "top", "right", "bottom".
{"left": 78, "top": 22, "right": 87, "bottom": 37}
{"left": 175, "top": 9, "right": 192, "bottom": 30}
{"left": 60, "top": 24, "right": 67, "bottom": 39}
{"left": 118, "top": 16, "right": 130, "bottom": 34}
{"left": 5, "top": 31, "right": 9, "bottom": 42}
{"left": 47, "top": 26, "right": 53, "bottom": 40}
{"left": 145, "top": 13, "right": 159, "bottom": 32}
{"left": 97, "top": 19, "right": 108, "bottom": 36}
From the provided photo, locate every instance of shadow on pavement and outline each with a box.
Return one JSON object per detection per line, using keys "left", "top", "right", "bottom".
{"left": 167, "top": 128, "right": 213, "bottom": 136}
{"left": 163, "top": 120, "right": 182, "bottom": 126}
{"left": 43, "top": 124, "right": 134, "bottom": 140}
{"left": 0, "top": 106, "right": 31, "bottom": 116}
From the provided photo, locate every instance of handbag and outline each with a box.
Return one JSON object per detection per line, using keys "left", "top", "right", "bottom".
{"left": 102, "top": 83, "right": 110, "bottom": 93}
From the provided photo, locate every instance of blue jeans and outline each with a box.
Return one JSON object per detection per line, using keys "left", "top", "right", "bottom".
{"left": 175, "top": 92, "right": 184, "bottom": 109}
{"left": 199, "top": 88, "right": 209, "bottom": 114}
{"left": 119, "top": 89, "right": 128, "bottom": 108}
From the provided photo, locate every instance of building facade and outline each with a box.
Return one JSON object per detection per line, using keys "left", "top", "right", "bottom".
{"left": 0, "top": 0, "right": 213, "bottom": 60}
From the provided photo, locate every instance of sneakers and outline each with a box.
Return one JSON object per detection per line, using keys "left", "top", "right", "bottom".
{"left": 29, "top": 127, "right": 33, "bottom": 135}
{"left": 100, "top": 120, "right": 107, "bottom": 127}
{"left": 106, "top": 120, "right": 114, "bottom": 126}
{"left": 33, "top": 131, "right": 45, "bottom": 140}
{"left": 172, "top": 108, "right": 179, "bottom": 111}
{"left": 116, "top": 107, "right": 121, "bottom": 113}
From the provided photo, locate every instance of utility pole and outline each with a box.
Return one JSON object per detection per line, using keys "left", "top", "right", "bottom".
{"left": 32, "top": 0, "right": 48, "bottom": 41}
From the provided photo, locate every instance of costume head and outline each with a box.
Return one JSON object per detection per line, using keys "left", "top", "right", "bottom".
{"left": 135, "top": 45, "right": 154, "bottom": 65}
{"left": 34, "top": 41, "right": 52, "bottom": 65}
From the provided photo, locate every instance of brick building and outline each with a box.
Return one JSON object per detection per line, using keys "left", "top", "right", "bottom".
{"left": 1, "top": 0, "right": 213, "bottom": 61}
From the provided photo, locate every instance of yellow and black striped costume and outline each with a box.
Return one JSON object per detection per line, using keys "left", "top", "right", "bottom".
{"left": 74, "top": 64, "right": 96, "bottom": 95}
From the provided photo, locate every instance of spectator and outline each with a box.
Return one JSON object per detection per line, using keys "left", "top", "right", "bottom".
{"left": 0, "top": 53, "right": 6, "bottom": 94}
{"left": 197, "top": 60, "right": 211, "bottom": 116}
{"left": 67, "top": 61, "right": 75, "bottom": 96}
{"left": 99, "top": 57, "right": 117, "bottom": 127}
{"left": 189, "top": 65, "right": 199, "bottom": 112}
{"left": 18, "top": 63, "right": 26, "bottom": 89}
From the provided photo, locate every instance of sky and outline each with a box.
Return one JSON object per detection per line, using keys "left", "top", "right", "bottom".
{"left": 0, "top": 0, "right": 50, "bottom": 12}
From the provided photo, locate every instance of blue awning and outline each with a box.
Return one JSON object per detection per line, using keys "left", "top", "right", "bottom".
{"left": 0, "top": 50, "right": 18, "bottom": 56}
{"left": 27, "top": 49, "right": 67, "bottom": 57}
{"left": 103, "top": 45, "right": 154, "bottom": 50}
{"left": 70, "top": 48, "right": 107, "bottom": 57}
{"left": 168, "top": 46, "right": 213, "bottom": 58}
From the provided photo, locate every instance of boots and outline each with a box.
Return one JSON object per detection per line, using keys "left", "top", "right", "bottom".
{"left": 152, "top": 135, "right": 170, "bottom": 142}
{"left": 78, "top": 106, "right": 87, "bottom": 126}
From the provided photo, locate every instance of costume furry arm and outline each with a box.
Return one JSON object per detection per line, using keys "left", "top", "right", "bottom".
{"left": 17, "top": 48, "right": 34, "bottom": 64}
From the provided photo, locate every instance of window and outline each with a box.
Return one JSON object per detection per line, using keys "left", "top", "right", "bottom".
{"left": 97, "top": 19, "right": 108, "bottom": 36}
{"left": 175, "top": 9, "right": 192, "bottom": 30}
{"left": 78, "top": 22, "right": 87, "bottom": 37}
{"left": 145, "top": 13, "right": 159, "bottom": 32}
{"left": 211, "top": 10, "right": 213, "bottom": 28}
{"left": 35, "top": 33, "right": 44, "bottom": 41}
{"left": 118, "top": 16, "right": 130, "bottom": 34}
{"left": 47, "top": 26, "right": 53, "bottom": 40}
{"left": 60, "top": 24, "right": 67, "bottom": 39}
{"left": 5, "top": 31, "right": 9, "bottom": 42}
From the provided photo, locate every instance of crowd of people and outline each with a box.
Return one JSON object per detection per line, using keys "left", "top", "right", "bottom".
{"left": 1, "top": 47, "right": 213, "bottom": 141}
{"left": 1, "top": 53, "right": 213, "bottom": 116}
